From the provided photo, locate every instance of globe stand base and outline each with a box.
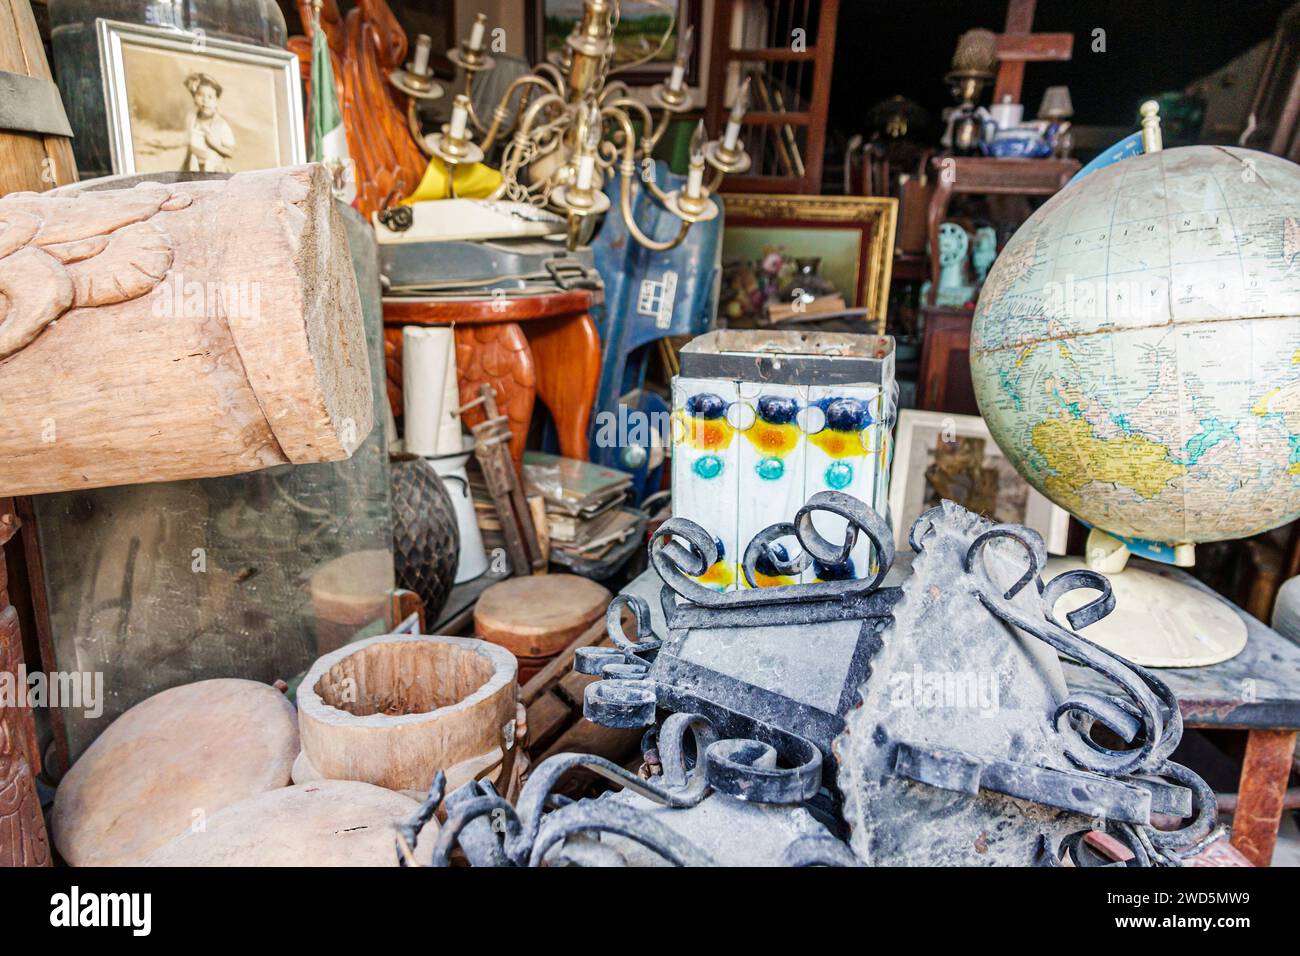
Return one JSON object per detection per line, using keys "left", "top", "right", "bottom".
{"left": 1046, "top": 556, "right": 1247, "bottom": 668}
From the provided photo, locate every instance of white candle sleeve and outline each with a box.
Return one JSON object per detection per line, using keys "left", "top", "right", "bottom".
{"left": 669, "top": 63, "right": 685, "bottom": 92}
{"left": 412, "top": 36, "right": 431, "bottom": 75}
{"left": 576, "top": 154, "right": 595, "bottom": 191}
{"left": 449, "top": 104, "right": 468, "bottom": 140}
{"left": 402, "top": 326, "right": 456, "bottom": 457}
{"left": 687, "top": 165, "right": 703, "bottom": 198}
{"left": 469, "top": 19, "right": 485, "bottom": 50}
{"left": 723, "top": 120, "right": 741, "bottom": 151}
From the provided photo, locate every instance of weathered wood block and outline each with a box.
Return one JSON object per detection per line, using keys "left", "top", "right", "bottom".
{"left": 0, "top": 164, "right": 372, "bottom": 496}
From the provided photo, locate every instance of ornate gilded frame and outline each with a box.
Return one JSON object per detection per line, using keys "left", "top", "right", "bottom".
{"left": 720, "top": 194, "right": 897, "bottom": 335}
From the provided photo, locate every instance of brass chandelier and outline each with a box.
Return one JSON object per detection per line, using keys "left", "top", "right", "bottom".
{"left": 395, "top": 0, "right": 752, "bottom": 250}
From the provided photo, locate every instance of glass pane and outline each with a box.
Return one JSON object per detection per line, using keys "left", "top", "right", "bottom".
{"left": 32, "top": 205, "right": 394, "bottom": 761}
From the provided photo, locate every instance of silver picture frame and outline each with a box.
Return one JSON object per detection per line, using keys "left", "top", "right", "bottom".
{"left": 96, "top": 19, "right": 305, "bottom": 176}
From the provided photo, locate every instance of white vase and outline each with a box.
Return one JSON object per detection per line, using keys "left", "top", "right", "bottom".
{"left": 426, "top": 437, "right": 490, "bottom": 583}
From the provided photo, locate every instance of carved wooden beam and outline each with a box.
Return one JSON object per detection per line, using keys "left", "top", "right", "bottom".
{"left": 0, "top": 164, "right": 373, "bottom": 496}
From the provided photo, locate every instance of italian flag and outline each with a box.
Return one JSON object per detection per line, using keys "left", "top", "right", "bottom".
{"left": 309, "top": 11, "right": 356, "bottom": 204}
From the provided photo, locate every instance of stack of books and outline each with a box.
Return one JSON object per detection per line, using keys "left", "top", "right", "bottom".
{"left": 522, "top": 452, "right": 637, "bottom": 560}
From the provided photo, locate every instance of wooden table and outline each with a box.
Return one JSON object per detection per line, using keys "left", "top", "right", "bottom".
{"left": 383, "top": 289, "right": 603, "bottom": 470}
{"left": 1062, "top": 561, "right": 1300, "bottom": 867}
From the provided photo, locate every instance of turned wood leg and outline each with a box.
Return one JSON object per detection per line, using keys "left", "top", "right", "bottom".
{"left": 527, "top": 312, "right": 602, "bottom": 462}
{"left": 455, "top": 323, "right": 536, "bottom": 470}
{"left": 1230, "top": 728, "right": 1298, "bottom": 867}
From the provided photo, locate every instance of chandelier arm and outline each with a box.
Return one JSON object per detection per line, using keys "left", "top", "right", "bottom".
{"left": 409, "top": 100, "right": 433, "bottom": 158}
{"left": 515, "top": 92, "right": 570, "bottom": 146}
{"left": 617, "top": 166, "right": 691, "bottom": 252}
{"left": 605, "top": 98, "right": 655, "bottom": 154}
{"left": 479, "top": 75, "right": 561, "bottom": 152}
{"left": 644, "top": 106, "right": 676, "bottom": 153}
{"left": 601, "top": 80, "right": 632, "bottom": 103}
{"left": 534, "top": 62, "right": 568, "bottom": 98}
{"left": 604, "top": 107, "right": 677, "bottom": 212}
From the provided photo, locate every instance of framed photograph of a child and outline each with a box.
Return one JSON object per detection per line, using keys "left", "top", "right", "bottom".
{"left": 96, "top": 20, "right": 305, "bottom": 176}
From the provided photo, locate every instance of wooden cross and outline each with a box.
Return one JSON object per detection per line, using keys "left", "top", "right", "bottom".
{"left": 992, "top": 0, "right": 1073, "bottom": 105}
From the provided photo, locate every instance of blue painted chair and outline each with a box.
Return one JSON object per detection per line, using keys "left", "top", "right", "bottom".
{"left": 587, "top": 161, "right": 723, "bottom": 500}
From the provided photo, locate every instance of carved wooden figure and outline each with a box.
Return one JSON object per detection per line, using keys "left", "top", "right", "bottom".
{"left": 0, "top": 500, "right": 50, "bottom": 867}
{"left": 289, "top": 0, "right": 426, "bottom": 217}
{"left": 0, "top": 164, "right": 372, "bottom": 496}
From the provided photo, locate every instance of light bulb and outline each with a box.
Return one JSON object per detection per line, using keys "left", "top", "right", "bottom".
{"left": 686, "top": 120, "right": 706, "bottom": 199}
{"left": 729, "top": 76, "right": 751, "bottom": 125}
{"left": 583, "top": 102, "right": 603, "bottom": 151}
{"left": 724, "top": 77, "right": 750, "bottom": 151}
{"left": 668, "top": 25, "right": 694, "bottom": 92}
{"left": 689, "top": 120, "right": 706, "bottom": 164}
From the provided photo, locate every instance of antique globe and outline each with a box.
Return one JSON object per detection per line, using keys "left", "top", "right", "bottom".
{"left": 970, "top": 145, "right": 1300, "bottom": 665}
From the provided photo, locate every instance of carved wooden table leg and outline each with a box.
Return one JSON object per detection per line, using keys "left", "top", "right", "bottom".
{"left": 1230, "top": 728, "right": 1299, "bottom": 867}
{"left": 383, "top": 290, "right": 601, "bottom": 471}
{"left": 455, "top": 323, "right": 536, "bottom": 470}
{"left": 529, "top": 313, "right": 601, "bottom": 462}
{"left": 0, "top": 500, "right": 51, "bottom": 867}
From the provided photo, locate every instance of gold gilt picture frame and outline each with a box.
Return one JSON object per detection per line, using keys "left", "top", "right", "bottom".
{"left": 719, "top": 194, "right": 897, "bottom": 334}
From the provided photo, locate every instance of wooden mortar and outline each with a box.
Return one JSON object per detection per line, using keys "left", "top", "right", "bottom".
{"left": 296, "top": 634, "right": 517, "bottom": 792}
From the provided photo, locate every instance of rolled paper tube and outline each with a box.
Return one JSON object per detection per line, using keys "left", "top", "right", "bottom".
{"left": 402, "top": 326, "right": 455, "bottom": 457}
{"left": 435, "top": 333, "right": 463, "bottom": 454}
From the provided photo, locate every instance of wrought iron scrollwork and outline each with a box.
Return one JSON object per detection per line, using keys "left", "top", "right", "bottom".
{"left": 650, "top": 490, "right": 895, "bottom": 608}
{"left": 931, "top": 515, "right": 1216, "bottom": 862}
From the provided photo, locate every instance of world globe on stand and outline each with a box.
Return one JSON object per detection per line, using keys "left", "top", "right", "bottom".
{"left": 971, "top": 146, "right": 1300, "bottom": 550}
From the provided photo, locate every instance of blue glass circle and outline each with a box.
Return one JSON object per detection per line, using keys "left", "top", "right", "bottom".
{"left": 756, "top": 456, "right": 785, "bottom": 480}
{"left": 693, "top": 454, "right": 724, "bottom": 480}
{"left": 825, "top": 461, "right": 854, "bottom": 490}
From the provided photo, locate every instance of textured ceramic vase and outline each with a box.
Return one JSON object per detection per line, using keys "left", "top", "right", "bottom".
{"left": 390, "top": 454, "right": 460, "bottom": 623}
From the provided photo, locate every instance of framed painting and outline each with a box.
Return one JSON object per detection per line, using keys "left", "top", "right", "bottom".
{"left": 527, "top": 0, "right": 702, "bottom": 87}
{"left": 97, "top": 20, "right": 305, "bottom": 176}
{"left": 719, "top": 194, "right": 897, "bottom": 334}
{"left": 888, "top": 409, "right": 1070, "bottom": 554}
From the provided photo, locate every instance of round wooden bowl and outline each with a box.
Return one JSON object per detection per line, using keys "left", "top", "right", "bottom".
{"left": 296, "top": 634, "right": 517, "bottom": 793}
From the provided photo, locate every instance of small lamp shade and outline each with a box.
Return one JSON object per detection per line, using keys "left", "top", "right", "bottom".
{"left": 1038, "top": 86, "right": 1074, "bottom": 120}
